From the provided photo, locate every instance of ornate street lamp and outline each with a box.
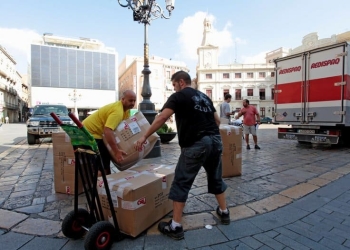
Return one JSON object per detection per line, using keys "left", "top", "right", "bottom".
{"left": 117, "top": 0, "right": 175, "bottom": 158}
{"left": 68, "top": 89, "right": 82, "bottom": 119}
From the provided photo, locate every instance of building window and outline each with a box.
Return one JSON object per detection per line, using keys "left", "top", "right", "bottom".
{"left": 247, "top": 72, "right": 254, "bottom": 79}
{"left": 206, "top": 89, "right": 212, "bottom": 99}
{"left": 223, "top": 89, "right": 229, "bottom": 98}
{"left": 166, "top": 71, "right": 170, "bottom": 79}
{"left": 223, "top": 73, "right": 229, "bottom": 79}
{"left": 206, "top": 73, "right": 212, "bottom": 79}
{"left": 260, "top": 107, "right": 265, "bottom": 117}
{"left": 235, "top": 89, "right": 241, "bottom": 100}
{"left": 271, "top": 72, "right": 275, "bottom": 77}
{"left": 235, "top": 73, "right": 241, "bottom": 79}
{"left": 247, "top": 89, "right": 253, "bottom": 96}
{"left": 271, "top": 88, "right": 275, "bottom": 100}
{"left": 259, "top": 89, "right": 265, "bottom": 100}
{"left": 259, "top": 72, "right": 266, "bottom": 78}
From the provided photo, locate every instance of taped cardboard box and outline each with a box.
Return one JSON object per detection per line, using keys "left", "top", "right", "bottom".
{"left": 103, "top": 111, "right": 159, "bottom": 171}
{"left": 97, "top": 164, "right": 175, "bottom": 237}
{"left": 52, "top": 132, "right": 83, "bottom": 195}
{"left": 219, "top": 125, "right": 242, "bottom": 177}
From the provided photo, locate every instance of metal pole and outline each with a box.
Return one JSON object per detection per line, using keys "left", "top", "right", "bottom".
{"left": 138, "top": 22, "right": 161, "bottom": 158}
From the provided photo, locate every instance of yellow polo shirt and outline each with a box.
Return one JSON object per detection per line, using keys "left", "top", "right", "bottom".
{"left": 82, "top": 101, "right": 130, "bottom": 139}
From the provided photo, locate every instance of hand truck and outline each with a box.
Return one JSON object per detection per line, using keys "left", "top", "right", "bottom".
{"left": 50, "top": 112, "right": 123, "bottom": 250}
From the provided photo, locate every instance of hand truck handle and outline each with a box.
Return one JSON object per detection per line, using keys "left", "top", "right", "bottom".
{"left": 68, "top": 113, "right": 83, "bottom": 128}
{"left": 50, "top": 112, "right": 63, "bottom": 125}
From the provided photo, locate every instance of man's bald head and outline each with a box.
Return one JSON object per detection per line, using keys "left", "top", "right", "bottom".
{"left": 121, "top": 90, "right": 136, "bottom": 111}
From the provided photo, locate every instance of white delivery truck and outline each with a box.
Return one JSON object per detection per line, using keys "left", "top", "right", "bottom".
{"left": 274, "top": 42, "right": 350, "bottom": 145}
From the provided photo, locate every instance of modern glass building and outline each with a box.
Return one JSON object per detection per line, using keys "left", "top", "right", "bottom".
{"left": 31, "top": 44, "right": 116, "bottom": 90}
{"left": 29, "top": 35, "right": 118, "bottom": 119}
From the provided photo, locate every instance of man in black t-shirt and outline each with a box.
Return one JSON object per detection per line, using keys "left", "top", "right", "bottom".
{"left": 135, "top": 71, "right": 230, "bottom": 240}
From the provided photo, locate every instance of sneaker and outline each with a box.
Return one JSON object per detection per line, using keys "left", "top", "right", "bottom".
{"left": 158, "top": 220, "right": 184, "bottom": 240}
{"left": 246, "top": 145, "right": 250, "bottom": 150}
{"left": 216, "top": 206, "right": 230, "bottom": 225}
{"left": 254, "top": 145, "right": 261, "bottom": 149}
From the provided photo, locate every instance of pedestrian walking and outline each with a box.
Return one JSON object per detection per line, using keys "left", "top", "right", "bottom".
{"left": 5, "top": 116, "right": 9, "bottom": 124}
{"left": 82, "top": 90, "right": 136, "bottom": 174}
{"left": 135, "top": 71, "right": 230, "bottom": 240}
{"left": 235, "top": 99, "right": 261, "bottom": 149}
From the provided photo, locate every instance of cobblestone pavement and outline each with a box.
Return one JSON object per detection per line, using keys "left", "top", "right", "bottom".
{"left": 0, "top": 124, "right": 350, "bottom": 249}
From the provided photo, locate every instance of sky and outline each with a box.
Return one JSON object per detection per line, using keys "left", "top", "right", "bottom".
{"left": 1, "top": 0, "right": 349, "bottom": 78}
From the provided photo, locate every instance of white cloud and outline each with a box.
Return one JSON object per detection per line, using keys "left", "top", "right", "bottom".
{"left": 177, "top": 12, "right": 237, "bottom": 61}
{"left": 0, "top": 28, "right": 41, "bottom": 73}
{"left": 241, "top": 51, "right": 268, "bottom": 64}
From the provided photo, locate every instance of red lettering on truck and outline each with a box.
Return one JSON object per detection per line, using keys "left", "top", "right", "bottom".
{"left": 311, "top": 58, "right": 340, "bottom": 69}
{"left": 279, "top": 66, "right": 302, "bottom": 75}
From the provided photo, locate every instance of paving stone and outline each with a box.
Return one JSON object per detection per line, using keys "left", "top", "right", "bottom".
{"left": 294, "top": 235, "right": 332, "bottom": 250}
{"left": 279, "top": 183, "right": 319, "bottom": 199}
{"left": 318, "top": 171, "right": 343, "bottom": 181}
{"left": 0, "top": 209, "right": 28, "bottom": 229}
{"left": 329, "top": 227, "right": 350, "bottom": 240}
{"left": 246, "top": 194, "right": 292, "bottom": 214}
{"left": 144, "top": 234, "right": 187, "bottom": 250}
{"left": 218, "top": 220, "right": 262, "bottom": 240}
{"left": 274, "top": 234, "right": 310, "bottom": 250}
{"left": 12, "top": 218, "right": 61, "bottom": 236}
{"left": 319, "top": 237, "right": 349, "bottom": 250}
{"left": 110, "top": 235, "right": 145, "bottom": 250}
{"left": 183, "top": 197, "right": 212, "bottom": 214}
{"left": 18, "top": 236, "right": 68, "bottom": 250}
{"left": 285, "top": 223, "right": 322, "bottom": 242}
{"left": 13, "top": 183, "right": 37, "bottom": 192}
{"left": 301, "top": 213, "right": 324, "bottom": 226}
{"left": 252, "top": 233, "right": 285, "bottom": 250}
{"left": 14, "top": 204, "right": 45, "bottom": 214}
{"left": 184, "top": 226, "right": 228, "bottom": 249}
{"left": 222, "top": 205, "right": 256, "bottom": 221}
{"left": 307, "top": 177, "right": 331, "bottom": 187}
{"left": 332, "top": 166, "right": 350, "bottom": 175}
{"left": 0, "top": 232, "right": 34, "bottom": 249}
{"left": 60, "top": 238, "right": 85, "bottom": 250}
{"left": 248, "top": 206, "right": 308, "bottom": 231}
{"left": 343, "top": 239, "right": 350, "bottom": 248}
{"left": 239, "top": 236, "right": 263, "bottom": 249}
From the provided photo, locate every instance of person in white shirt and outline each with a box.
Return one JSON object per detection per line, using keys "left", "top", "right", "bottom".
{"left": 220, "top": 94, "right": 235, "bottom": 123}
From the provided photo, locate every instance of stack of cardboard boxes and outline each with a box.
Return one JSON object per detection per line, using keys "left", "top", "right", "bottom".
{"left": 219, "top": 124, "right": 242, "bottom": 177}
{"left": 52, "top": 132, "right": 83, "bottom": 195}
{"left": 97, "top": 164, "right": 175, "bottom": 237}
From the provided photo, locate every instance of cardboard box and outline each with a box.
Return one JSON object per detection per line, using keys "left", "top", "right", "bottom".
{"left": 103, "top": 112, "right": 159, "bottom": 171}
{"left": 219, "top": 125, "right": 242, "bottom": 177}
{"left": 52, "top": 132, "right": 84, "bottom": 195}
{"left": 97, "top": 164, "right": 175, "bottom": 237}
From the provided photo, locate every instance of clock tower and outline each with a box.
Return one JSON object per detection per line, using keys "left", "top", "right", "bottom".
{"left": 197, "top": 17, "right": 218, "bottom": 69}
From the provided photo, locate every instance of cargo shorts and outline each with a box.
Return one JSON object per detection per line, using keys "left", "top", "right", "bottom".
{"left": 243, "top": 124, "right": 257, "bottom": 136}
{"left": 168, "top": 134, "right": 227, "bottom": 203}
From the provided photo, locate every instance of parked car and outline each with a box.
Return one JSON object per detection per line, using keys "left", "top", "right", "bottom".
{"left": 260, "top": 116, "right": 273, "bottom": 124}
{"left": 26, "top": 104, "right": 73, "bottom": 145}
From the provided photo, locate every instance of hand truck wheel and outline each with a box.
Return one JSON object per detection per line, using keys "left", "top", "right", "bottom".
{"left": 84, "top": 221, "right": 115, "bottom": 250}
{"left": 61, "top": 208, "right": 91, "bottom": 239}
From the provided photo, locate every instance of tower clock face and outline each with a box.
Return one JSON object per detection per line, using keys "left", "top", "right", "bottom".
{"left": 204, "top": 51, "right": 212, "bottom": 67}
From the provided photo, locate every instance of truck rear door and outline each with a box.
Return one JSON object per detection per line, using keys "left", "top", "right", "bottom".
{"left": 305, "top": 44, "right": 346, "bottom": 124}
{"left": 274, "top": 54, "right": 304, "bottom": 123}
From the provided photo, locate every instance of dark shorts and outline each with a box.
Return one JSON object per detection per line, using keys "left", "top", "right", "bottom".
{"left": 169, "top": 134, "right": 227, "bottom": 202}
{"left": 95, "top": 139, "right": 111, "bottom": 174}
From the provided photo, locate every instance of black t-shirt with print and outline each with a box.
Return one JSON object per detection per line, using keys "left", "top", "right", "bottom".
{"left": 162, "top": 87, "right": 219, "bottom": 148}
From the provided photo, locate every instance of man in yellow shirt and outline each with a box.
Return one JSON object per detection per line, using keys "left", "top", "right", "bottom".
{"left": 83, "top": 90, "right": 136, "bottom": 174}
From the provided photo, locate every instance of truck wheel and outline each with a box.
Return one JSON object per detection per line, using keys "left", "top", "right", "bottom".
{"left": 27, "top": 133, "right": 37, "bottom": 145}
{"left": 84, "top": 221, "right": 115, "bottom": 250}
{"left": 62, "top": 208, "right": 91, "bottom": 239}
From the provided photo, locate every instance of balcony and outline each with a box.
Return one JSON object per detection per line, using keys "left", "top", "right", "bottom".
{"left": 4, "top": 102, "right": 19, "bottom": 110}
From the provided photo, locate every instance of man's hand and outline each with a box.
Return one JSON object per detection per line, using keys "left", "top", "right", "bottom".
{"left": 135, "top": 135, "right": 147, "bottom": 152}
{"left": 114, "top": 149, "right": 127, "bottom": 163}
